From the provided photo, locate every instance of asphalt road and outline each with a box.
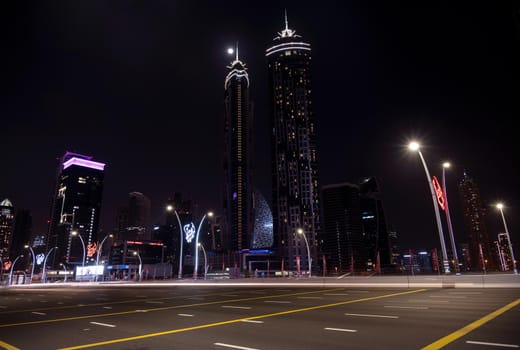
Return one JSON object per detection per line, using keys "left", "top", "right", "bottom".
{"left": 0, "top": 284, "right": 518, "bottom": 349}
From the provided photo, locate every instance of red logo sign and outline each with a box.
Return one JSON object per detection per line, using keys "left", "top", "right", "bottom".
{"left": 432, "top": 176, "right": 446, "bottom": 211}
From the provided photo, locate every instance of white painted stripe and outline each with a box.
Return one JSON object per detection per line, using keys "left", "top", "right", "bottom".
{"left": 409, "top": 299, "right": 449, "bottom": 303}
{"left": 264, "top": 300, "right": 291, "bottom": 304}
{"left": 178, "top": 313, "right": 194, "bottom": 317}
{"left": 345, "top": 313, "right": 398, "bottom": 319}
{"left": 325, "top": 327, "right": 357, "bottom": 333}
{"left": 297, "top": 296, "right": 323, "bottom": 299}
{"left": 384, "top": 305, "right": 429, "bottom": 310}
{"left": 135, "top": 309, "right": 148, "bottom": 312}
{"left": 466, "top": 340, "right": 519, "bottom": 348}
{"left": 323, "top": 293, "right": 349, "bottom": 296}
{"left": 214, "top": 343, "right": 260, "bottom": 350}
{"left": 222, "top": 305, "right": 252, "bottom": 310}
{"left": 145, "top": 301, "right": 164, "bottom": 304}
{"left": 103, "top": 306, "right": 112, "bottom": 309}
{"left": 429, "top": 295, "right": 466, "bottom": 298}
{"left": 241, "top": 319, "right": 264, "bottom": 323}
{"left": 449, "top": 292, "right": 482, "bottom": 295}
{"left": 90, "top": 321, "right": 116, "bottom": 328}
{"left": 0, "top": 305, "right": 7, "bottom": 309}
{"left": 32, "top": 312, "right": 46, "bottom": 315}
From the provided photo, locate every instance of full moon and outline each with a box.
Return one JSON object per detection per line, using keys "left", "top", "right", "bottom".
{"left": 227, "top": 48, "right": 234, "bottom": 55}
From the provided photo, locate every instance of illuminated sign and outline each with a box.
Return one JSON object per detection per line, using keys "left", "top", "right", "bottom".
{"left": 431, "top": 176, "right": 446, "bottom": 211}
{"left": 183, "top": 223, "right": 196, "bottom": 243}
{"left": 87, "top": 242, "right": 97, "bottom": 258}
{"left": 36, "top": 253, "right": 45, "bottom": 265}
{"left": 76, "top": 265, "right": 104, "bottom": 277}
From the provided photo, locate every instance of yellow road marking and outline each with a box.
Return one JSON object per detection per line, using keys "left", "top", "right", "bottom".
{"left": 0, "top": 288, "right": 343, "bottom": 328}
{"left": 58, "top": 289, "right": 426, "bottom": 349}
{"left": 422, "top": 298, "right": 520, "bottom": 350}
{"left": 0, "top": 340, "right": 20, "bottom": 350}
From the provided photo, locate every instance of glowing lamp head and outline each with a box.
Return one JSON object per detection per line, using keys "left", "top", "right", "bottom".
{"left": 408, "top": 142, "right": 420, "bottom": 151}
{"left": 496, "top": 203, "right": 504, "bottom": 210}
{"left": 208, "top": 212, "right": 214, "bottom": 217}
{"left": 24, "top": 244, "right": 29, "bottom": 249}
{"left": 133, "top": 251, "right": 138, "bottom": 256}
{"left": 71, "top": 231, "right": 78, "bottom": 236}
{"left": 197, "top": 242, "right": 201, "bottom": 247}
{"left": 227, "top": 48, "right": 234, "bottom": 55}
{"left": 166, "top": 205, "right": 173, "bottom": 212}
{"left": 297, "top": 228, "right": 304, "bottom": 235}
{"left": 443, "top": 162, "right": 451, "bottom": 169}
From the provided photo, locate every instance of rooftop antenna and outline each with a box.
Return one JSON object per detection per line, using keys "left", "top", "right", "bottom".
{"left": 235, "top": 41, "right": 239, "bottom": 62}
{"left": 284, "top": 9, "right": 289, "bottom": 31}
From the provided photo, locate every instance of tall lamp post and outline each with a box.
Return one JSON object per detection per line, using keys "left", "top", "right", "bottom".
{"left": 95, "top": 234, "right": 113, "bottom": 282}
{"left": 198, "top": 243, "right": 208, "bottom": 280}
{"left": 24, "top": 245, "right": 36, "bottom": 284}
{"left": 60, "top": 263, "right": 68, "bottom": 282}
{"left": 442, "top": 162, "right": 459, "bottom": 272}
{"left": 8, "top": 255, "right": 23, "bottom": 285}
{"left": 496, "top": 203, "right": 518, "bottom": 274}
{"left": 297, "top": 228, "right": 312, "bottom": 277}
{"left": 167, "top": 205, "right": 184, "bottom": 279}
{"left": 42, "top": 246, "right": 58, "bottom": 283}
{"left": 133, "top": 251, "right": 142, "bottom": 281}
{"left": 408, "top": 141, "right": 450, "bottom": 273}
{"left": 194, "top": 211, "right": 213, "bottom": 279}
{"left": 71, "top": 230, "right": 86, "bottom": 268}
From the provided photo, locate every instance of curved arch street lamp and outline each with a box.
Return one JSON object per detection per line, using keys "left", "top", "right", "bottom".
{"left": 8, "top": 255, "right": 24, "bottom": 285}
{"left": 496, "top": 203, "right": 518, "bottom": 274}
{"left": 193, "top": 211, "right": 213, "bottom": 279}
{"left": 167, "top": 205, "right": 185, "bottom": 278}
{"left": 24, "top": 245, "right": 36, "bottom": 284}
{"left": 42, "top": 246, "right": 58, "bottom": 283}
{"left": 442, "top": 162, "right": 459, "bottom": 272}
{"left": 71, "top": 231, "right": 86, "bottom": 268}
{"left": 297, "top": 228, "right": 311, "bottom": 277}
{"left": 408, "top": 141, "right": 450, "bottom": 273}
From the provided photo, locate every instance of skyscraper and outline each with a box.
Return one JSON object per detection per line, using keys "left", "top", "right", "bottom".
{"left": 47, "top": 152, "right": 105, "bottom": 267}
{"left": 458, "top": 170, "right": 496, "bottom": 271}
{"left": 0, "top": 198, "right": 15, "bottom": 262}
{"left": 223, "top": 45, "right": 253, "bottom": 268}
{"left": 266, "top": 14, "right": 320, "bottom": 272}
{"left": 125, "top": 191, "right": 151, "bottom": 240}
{"left": 321, "top": 183, "right": 367, "bottom": 273}
{"left": 359, "top": 177, "right": 390, "bottom": 269}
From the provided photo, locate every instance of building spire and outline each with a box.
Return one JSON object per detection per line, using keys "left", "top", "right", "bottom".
{"left": 235, "top": 41, "right": 239, "bottom": 62}
{"left": 285, "top": 9, "right": 289, "bottom": 31}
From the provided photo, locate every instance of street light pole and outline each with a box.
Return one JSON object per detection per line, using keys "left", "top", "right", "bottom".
{"left": 297, "top": 228, "right": 312, "bottom": 277}
{"left": 442, "top": 162, "right": 459, "bottom": 273}
{"left": 167, "top": 205, "right": 184, "bottom": 279}
{"left": 71, "top": 231, "right": 86, "bottom": 268}
{"left": 8, "top": 255, "right": 23, "bottom": 285}
{"left": 409, "top": 142, "right": 450, "bottom": 273}
{"left": 24, "top": 245, "right": 36, "bottom": 284}
{"left": 133, "top": 251, "right": 142, "bottom": 281}
{"left": 42, "top": 246, "right": 58, "bottom": 283}
{"left": 194, "top": 212, "right": 213, "bottom": 279}
{"left": 496, "top": 203, "right": 518, "bottom": 274}
{"left": 95, "top": 234, "right": 113, "bottom": 282}
{"left": 198, "top": 243, "right": 207, "bottom": 280}
{"left": 60, "top": 263, "right": 68, "bottom": 282}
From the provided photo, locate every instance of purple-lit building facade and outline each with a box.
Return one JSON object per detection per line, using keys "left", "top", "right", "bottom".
{"left": 47, "top": 152, "right": 105, "bottom": 268}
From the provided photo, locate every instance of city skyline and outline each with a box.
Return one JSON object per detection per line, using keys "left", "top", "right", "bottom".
{"left": 2, "top": 2, "right": 519, "bottom": 253}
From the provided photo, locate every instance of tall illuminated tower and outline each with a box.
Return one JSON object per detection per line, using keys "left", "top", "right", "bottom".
{"left": 47, "top": 152, "right": 105, "bottom": 268}
{"left": 0, "top": 198, "right": 15, "bottom": 262}
{"left": 223, "top": 45, "right": 253, "bottom": 267}
{"left": 458, "top": 170, "right": 496, "bottom": 271}
{"left": 266, "top": 14, "right": 320, "bottom": 272}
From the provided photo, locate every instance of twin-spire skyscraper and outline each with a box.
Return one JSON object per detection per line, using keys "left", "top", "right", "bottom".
{"left": 223, "top": 13, "right": 320, "bottom": 273}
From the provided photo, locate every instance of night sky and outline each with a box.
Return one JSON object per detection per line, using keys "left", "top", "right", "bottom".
{"left": 3, "top": 1, "right": 519, "bottom": 252}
